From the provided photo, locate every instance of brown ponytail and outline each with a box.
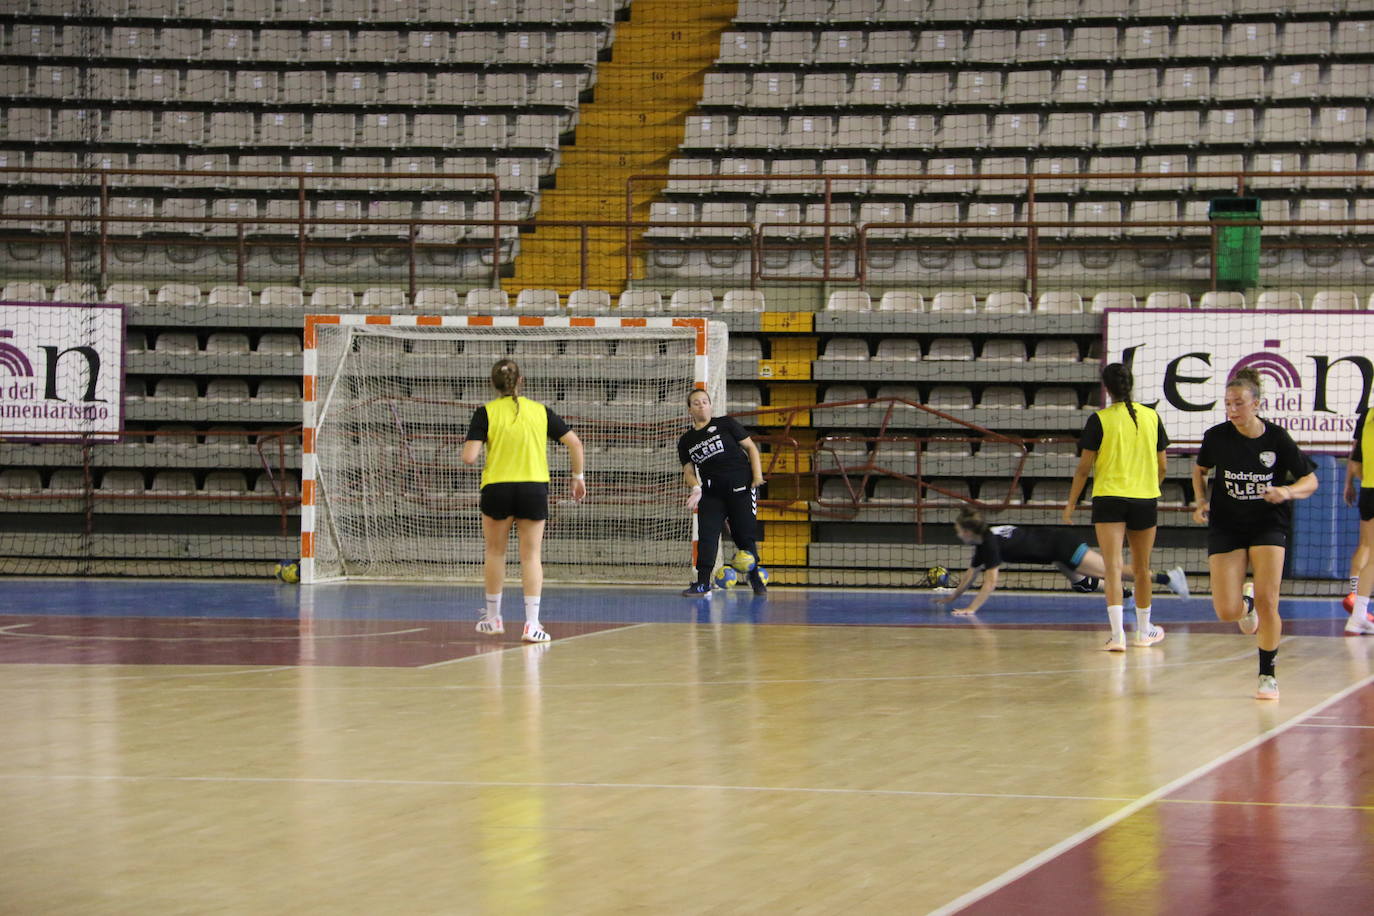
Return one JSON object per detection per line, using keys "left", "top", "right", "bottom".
{"left": 491, "top": 358, "right": 523, "bottom": 414}
{"left": 1102, "top": 362, "right": 1137, "bottom": 427}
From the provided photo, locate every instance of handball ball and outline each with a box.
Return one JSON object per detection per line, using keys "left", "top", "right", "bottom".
{"left": 730, "top": 548, "right": 759, "bottom": 574}
{"left": 925, "top": 565, "right": 949, "bottom": 588}
{"left": 755, "top": 566, "right": 770, "bottom": 586}
{"left": 714, "top": 567, "right": 740, "bottom": 589}
{"left": 274, "top": 559, "right": 301, "bottom": 584}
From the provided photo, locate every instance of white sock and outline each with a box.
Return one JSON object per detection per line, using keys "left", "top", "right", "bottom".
{"left": 1107, "top": 604, "right": 1125, "bottom": 639}
{"left": 1350, "top": 576, "right": 1360, "bottom": 594}
{"left": 524, "top": 596, "right": 541, "bottom": 628}
{"left": 484, "top": 593, "right": 502, "bottom": 620}
{"left": 1135, "top": 604, "right": 1152, "bottom": 634}
{"left": 1354, "top": 596, "right": 1370, "bottom": 620}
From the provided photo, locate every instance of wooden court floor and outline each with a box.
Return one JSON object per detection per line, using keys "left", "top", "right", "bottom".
{"left": 2, "top": 584, "right": 1373, "bottom": 914}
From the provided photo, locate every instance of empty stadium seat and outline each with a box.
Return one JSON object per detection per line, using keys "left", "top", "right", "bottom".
{"left": 206, "top": 332, "right": 250, "bottom": 354}
{"left": 617, "top": 289, "right": 663, "bottom": 312}
{"left": 1199, "top": 291, "right": 1247, "bottom": 310}
{"left": 1032, "top": 388, "right": 1079, "bottom": 410}
{"left": 1035, "top": 291, "right": 1083, "bottom": 314}
{"left": 925, "top": 338, "right": 974, "bottom": 361}
{"left": 722, "top": 289, "right": 765, "bottom": 312}
{"left": 208, "top": 285, "right": 252, "bottom": 307}
{"left": 105, "top": 283, "right": 150, "bottom": 306}
{"left": 260, "top": 286, "right": 305, "bottom": 309}
{"left": 205, "top": 378, "right": 250, "bottom": 400}
{"left": 980, "top": 340, "right": 1026, "bottom": 362}
{"left": 1032, "top": 339, "right": 1080, "bottom": 362}
{"left": 669, "top": 289, "right": 715, "bottom": 312}
{"left": 820, "top": 338, "right": 870, "bottom": 361}
{"left": 362, "top": 287, "right": 408, "bottom": 310}
{"left": 1144, "top": 291, "right": 1192, "bottom": 309}
{"left": 465, "top": 287, "right": 510, "bottom": 312}
{"left": 982, "top": 291, "right": 1030, "bottom": 313}
{"left": 1254, "top": 290, "right": 1303, "bottom": 311}
{"left": 51, "top": 282, "right": 98, "bottom": 302}
{"left": 873, "top": 339, "right": 922, "bottom": 361}
{"left": 567, "top": 288, "right": 611, "bottom": 311}
{"left": 310, "top": 287, "right": 356, "bottom": 309}
{"left": 1313, "top": 290, "right": 1360, "bottom": 311}
{"left": 156, "top": 283, "right": 202, "bottom": 306}
{"left": 878, "top": 291, "right": 923, "bottom": 312}
{"left": 826, "top": 290, "right": 871, "bottom": 311}
{"left": 929, "top": 291, "right": 976, "bottom": 313}
{"left": 515, "top": 288, "right": 561, "bottom": 313}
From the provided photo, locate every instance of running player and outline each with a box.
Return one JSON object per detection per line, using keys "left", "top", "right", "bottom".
{"left": 1063, "top": 363, "right": 1171, "bottom": 651}
{"left": 462, "top": 358, "right": 586, "bottom": 642}
{"left": 932, "top": 509, "right": 1189, "bottom": 616}
{"left": 1341, "top": 406, "right": 1374, "bottom": 622}
{"left": 1191, "top": 368, "right": 1319, "bottom": 699}
{"left": 678, "top": 388, "right": 767, "bottom": 596}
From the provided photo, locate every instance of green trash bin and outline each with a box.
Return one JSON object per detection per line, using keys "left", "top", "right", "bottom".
{"left": 1208, "top": 196, "right": 1261, "bottom": 292}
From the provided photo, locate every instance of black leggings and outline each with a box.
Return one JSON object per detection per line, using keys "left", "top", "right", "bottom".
{"left": 695, "top": 482, "right": 760, "bottom": 584}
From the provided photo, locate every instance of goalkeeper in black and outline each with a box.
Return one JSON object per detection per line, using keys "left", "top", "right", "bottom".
{"left": 678, "top": 388, "right": 767, "bottom": 596}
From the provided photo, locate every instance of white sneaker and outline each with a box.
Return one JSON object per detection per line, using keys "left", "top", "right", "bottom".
{"left": 476, "top": 615, "right": 504, "bottom": 635}
{"left": 1238, "top": 583, "right": 1258, "bottom": 636}
{"left": 1345, "top": 613, "right": 1374, "bottom": 636}
{"left": 1166, "top": 566, "right": 1190, "bottom": 599}
{"left": 522, "top": 623, "right": 550, "bottom": 643}
{"left": 1254, "top": 674, "right": 1279, "bottom": 700}
{"left": 1102, "top": 632, "right": 1127, "bottom": 652}
{"left": 1133, "top": 624, "right": 1166, "bottom": 647}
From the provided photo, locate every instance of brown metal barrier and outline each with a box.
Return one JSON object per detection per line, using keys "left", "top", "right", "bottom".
{"left": 3, "top": 166, "right": 1374, "bottom": 294}
{"left": 727, "top": 397, "right": 1029, "bottom": 542}
{"left": 627, "top": 168, "right": 1374, "bottom": 299}
{"left": 0, "top": 426, "right": 302, "bottom": 536}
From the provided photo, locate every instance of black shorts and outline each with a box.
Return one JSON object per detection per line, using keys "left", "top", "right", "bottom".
{"left": 1091, "top": 495, "right": 1158, "bottom": 530}
{"left": 480, "top": 482, "right": 549, "bottom": 521}
{"left": 1208, "top": 526, "right": 1288, "bottom": 555}
{"left": 1004, "top": 530, "right": 1091, "bottom": 568}
{"left": 1360, "top": 488, "right": 1374, "bottom": 522}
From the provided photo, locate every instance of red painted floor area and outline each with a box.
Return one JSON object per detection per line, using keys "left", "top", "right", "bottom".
{"left": 0, "top": 615, "right": 629, "bottom": 667}
{"left": 957, "top": 684, "right": 1374, "bottom": 915}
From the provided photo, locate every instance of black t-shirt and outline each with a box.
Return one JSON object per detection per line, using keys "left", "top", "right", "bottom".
{"left": 970, "top": 525, "right": 1062, "bottom": 570}
{"left": 466, "top": 403, "right": 571, "bottom": 442}
{"left": 1196, "top": 418, "right": 1316, "bottom": 534}
{"left": 677, "top": 416, "right": 753, "bottom": 486}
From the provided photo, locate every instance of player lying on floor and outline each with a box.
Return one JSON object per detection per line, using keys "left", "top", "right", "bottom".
{"left": 930, "top": 509, "right": 1190, "bottom": 616}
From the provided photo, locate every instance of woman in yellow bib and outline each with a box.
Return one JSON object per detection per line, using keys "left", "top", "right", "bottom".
{"left": 1063, "top": 363, "right": 1171, "bottom": 652}
{"left": 462, "top": 358, "right": 585, "bottom": 642}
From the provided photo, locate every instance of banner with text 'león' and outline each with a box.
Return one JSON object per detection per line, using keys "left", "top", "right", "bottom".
{"left": 0, "top": 301, "right": 125, "bottom": 442}
{"left": 1104, "top": 309, "right": 1370, "bottom": 453}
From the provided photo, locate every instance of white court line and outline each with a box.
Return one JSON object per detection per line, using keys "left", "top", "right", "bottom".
{"left": 1293, "top": 723, "right": 1374, "bottom": 730}
{"left": 0, "top": 623, "right": 429, "bottom": 642}
{"left": 927, "top": 671, "right": 1374, "bottom": 916}
{"left": 416, "top": 622, "right": 651, "bottom": 668}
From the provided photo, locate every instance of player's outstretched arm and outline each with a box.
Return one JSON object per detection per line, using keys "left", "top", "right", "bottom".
{"left": 930, "top": 567, "right": 972, "bottom": 608}
{"left": 954, "top": 567, "right": 999, "bottom": 616}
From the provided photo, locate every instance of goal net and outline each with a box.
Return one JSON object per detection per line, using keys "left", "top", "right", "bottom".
{"left": 302, "top": 314, "right": 728, "bottom": 584}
